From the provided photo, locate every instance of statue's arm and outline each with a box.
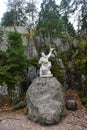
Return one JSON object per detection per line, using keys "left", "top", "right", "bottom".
{"left": 47, "top": 48, "right": 54, "bottom": 58}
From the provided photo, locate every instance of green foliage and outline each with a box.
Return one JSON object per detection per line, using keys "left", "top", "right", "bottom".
{"left": 0, "top": 51, "right": 7, "bottom": 84}
{"left": 1, "top": 0, "right": 27, "bottom": 26}
{"left": 73, "top": 39, "right": 87, "bottom": 70}
{"left": 28, "top": 57, "right": 39, "bottom": 68}
{"left": 61, "top": 13, "right": 76, "bottom": 37}
{"left": 7, "top": 30, "right": 22, "bottom": 47}
{"left": 1, "top": 10, "right": 14, "bottom": 26}
{"left": 0, "top": 30, "right": 29, "bottom": 90}
{"left": 51, "top": 58, "right": 64, "bottom": 83}
{"left": 6, "top": 30, "right": 28, "bottom": 86}
{"left": 36, "top": 0, "right": 63, "bottom": 38}
{"left": 60, "top": 0, "right": 87, "bottom": 33}
{"left": 60, "top": 0, "right": 78, "bottom": 14}
{"left": 1, "top": 0, "right": 38, "bottom": 27}
{"left": 72, "top": 34, "right": 87, "bottom": 91}
{"left": 25, "top": 1, "right": 37, "bottom": 27}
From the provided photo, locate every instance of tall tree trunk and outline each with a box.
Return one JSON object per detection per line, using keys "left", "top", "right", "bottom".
{"left": 83, "top": 0, "right": 87, "bottom": 17}
{"left": 14, "top": 6, "right": 17, "bottom": 26}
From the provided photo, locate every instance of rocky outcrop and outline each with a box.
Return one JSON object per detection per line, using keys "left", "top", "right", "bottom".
{"left": 26, "top": 77, "right": 66, "bottom": 125}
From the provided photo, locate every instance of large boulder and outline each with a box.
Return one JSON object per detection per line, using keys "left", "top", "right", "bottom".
{"left": 26, "top": 77, "right": 66, "bottom": 125}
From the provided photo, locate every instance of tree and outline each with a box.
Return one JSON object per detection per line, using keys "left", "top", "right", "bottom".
{"left": 1, "top": 0, "right": 27, "bottom": 26}
{"left": 0, "top": 30, "right": 29, "bottom": 102}
{"left": 60, "top": 0, "right": 78, "bottom": 14}
{"left": 62, "top": 14, "right": 76, "bottom": 36}
{"left": 6, "top": 30, "right": 28, "bottom": 86}
{"left": 83, "top": 0, "right": 87, "bottom": 17}
{"left": 80, "top": 4, "right": 87, "bottom": 33}
{"left": 36, "top": 0, "right": 63, "bottom": 40}
{"left": 60, "top": 0, "right": 87, "bottom": 33}
{"left": 1, "top": 10, "right": 14, "bottom": 26}
{"left": 72, "top": 33, "right": 87, "bottom": 93}
{"left": 25, "top": 0, "right": 37, "bottom": 27}
{"left": 1, "top": 0, "right": 38, "bottom": 27}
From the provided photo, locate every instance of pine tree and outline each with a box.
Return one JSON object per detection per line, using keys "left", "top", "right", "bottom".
{"left": 36, "top": 0, "right": 63, "bottom": 39}
{"left": 25, "top": 0, "right": 37, "bottom": 27}
{"left": 5, "top": 30, "right": 28, "bottom": 87}
{"left": 1, "top": 0, "right": 27, "bottom": 26}
{"left": 0, "top": 30, "right": 28, "bottom": 100}
{"left": 60, "top": 0, "right": 87, "bottom": 33}
{"left": 1, "top": 10, "right": 14, "bottom": 26}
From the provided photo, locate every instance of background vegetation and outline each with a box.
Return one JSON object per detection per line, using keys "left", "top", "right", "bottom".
{"left": 0, "top": 0, "right": 87, "bottom": 105}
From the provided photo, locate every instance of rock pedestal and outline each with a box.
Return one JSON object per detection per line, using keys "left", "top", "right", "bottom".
{"left": 26, "top": 77, "right": 66, "bottom": 125}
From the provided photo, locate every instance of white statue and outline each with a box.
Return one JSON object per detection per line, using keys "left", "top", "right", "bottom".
{"left": 39, "top": 48, "right": 54, "bottom": 77}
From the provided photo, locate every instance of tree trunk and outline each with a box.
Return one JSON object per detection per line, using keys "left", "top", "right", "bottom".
{"left": 83, "top": 0, "right": 87, "bottom": 17}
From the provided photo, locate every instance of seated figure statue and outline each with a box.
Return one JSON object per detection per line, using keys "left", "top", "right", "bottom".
{"left": 39, "top": 48, "right": 54, "bottom": 77}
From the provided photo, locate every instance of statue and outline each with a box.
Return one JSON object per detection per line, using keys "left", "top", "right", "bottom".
{"left": 39, "top": 48, "right": 54, "bottom": 77}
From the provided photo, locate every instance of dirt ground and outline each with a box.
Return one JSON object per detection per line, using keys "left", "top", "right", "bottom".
{"left": 0, "top": 108, "right": 87, "bottom": 130}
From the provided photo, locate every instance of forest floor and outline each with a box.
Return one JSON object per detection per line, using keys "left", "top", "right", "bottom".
{"left": 0, "top": 89, "right": 87, "bottom": 130}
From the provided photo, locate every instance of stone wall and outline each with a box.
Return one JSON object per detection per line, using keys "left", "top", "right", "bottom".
{"left": 0, "top": 26, "right": 77, "bottom": 57}
{"left": 0, "top": 26, "right": 38, "bottom": 58}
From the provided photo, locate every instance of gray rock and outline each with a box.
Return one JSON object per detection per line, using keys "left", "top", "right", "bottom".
{"left": 66, "top": 99, "right": 77, "bottom": 110}
{"left": 26, "top": 77, "right": 66, "bottom": 125}
{"left": 27, "top": 65, "right": 39, "bottom": 83}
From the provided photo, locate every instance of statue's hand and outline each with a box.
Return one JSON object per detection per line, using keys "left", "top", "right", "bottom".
{"left": 50, "top": 48, "right": 55, "bottom": 52}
